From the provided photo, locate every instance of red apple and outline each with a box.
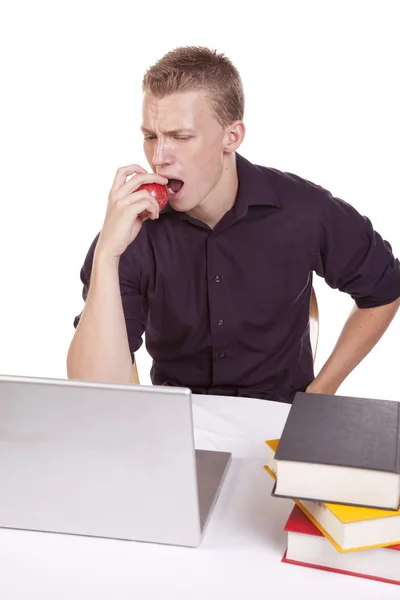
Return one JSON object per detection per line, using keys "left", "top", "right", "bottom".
{"left": 138, "top": 183, "right": 168, "bottom": 210}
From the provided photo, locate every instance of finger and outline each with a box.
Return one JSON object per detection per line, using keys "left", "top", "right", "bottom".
{"left": 110, "top": 164, "right": 148, "bottom": 194}
{"left": 129, "top": 198, "right": 159, "bottom": 220}
{"left": 114, "top": 172, "right": 169, "bottom": 201}
{"left": 118, "top": 190, "right": 160, "bottom": 212}
{"left": 138, "top": 210, "right": 153, "bottom": 221}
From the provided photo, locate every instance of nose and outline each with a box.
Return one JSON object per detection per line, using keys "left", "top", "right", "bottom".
{"left": 152, "top": 139, "right": 172, "bottom": 168}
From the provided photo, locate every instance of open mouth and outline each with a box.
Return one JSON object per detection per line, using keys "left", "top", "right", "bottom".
{"left": 167, "top": 178, "right": 184, "bottom": 197}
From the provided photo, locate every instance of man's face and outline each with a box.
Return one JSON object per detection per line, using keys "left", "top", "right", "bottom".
{"left": 141, "top": 90, "right": 229, "bottom": 212}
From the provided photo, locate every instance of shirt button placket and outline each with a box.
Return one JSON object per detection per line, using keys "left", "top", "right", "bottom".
{"left": 207, "top": 237, "right": 227, "bottom": 375}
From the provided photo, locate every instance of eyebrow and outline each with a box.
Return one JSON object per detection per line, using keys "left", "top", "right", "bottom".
{"left": 140, "top": 127, "right": 194, "bottom": 136}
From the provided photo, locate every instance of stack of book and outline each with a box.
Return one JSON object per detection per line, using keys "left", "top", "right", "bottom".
{"left": 264, "top": 391, "right": 400, "bottom": 586}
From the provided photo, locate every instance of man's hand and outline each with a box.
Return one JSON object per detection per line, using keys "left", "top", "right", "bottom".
{"left": 95, "top": 165, "right": 168, "bottom": 261}
{"left": 305, "top": 380, "right": 337, "bottom": 395}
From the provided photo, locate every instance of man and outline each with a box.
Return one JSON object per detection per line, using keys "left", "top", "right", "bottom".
{"left": 67, "top": 46, "right": 400, "bottom": 404}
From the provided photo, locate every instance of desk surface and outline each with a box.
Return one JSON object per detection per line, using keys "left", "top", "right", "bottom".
{"left": 0, "top": 394, "right": 398, "bottom": 599}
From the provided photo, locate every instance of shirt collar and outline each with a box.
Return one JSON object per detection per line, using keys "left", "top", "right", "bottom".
{"left": 235, "top": 152, "right": 280, "bottom": 208}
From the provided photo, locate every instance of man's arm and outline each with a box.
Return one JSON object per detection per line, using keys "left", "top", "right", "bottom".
{"left": 67, "top": 253, "right": 133, "bottom": 383}
{"left": 67, "top": 164, "right": 166, "bottom": 383}
{"left": 307, "top": 297, "right": 400, "bottom": 394}
{"left": 310, "top": 186, "right": 400, "bottom": 395}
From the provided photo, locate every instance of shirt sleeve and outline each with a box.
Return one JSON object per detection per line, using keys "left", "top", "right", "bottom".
{"left": 73, "top": 234, "right": 146, "bottom": 361}
{"left": 314, "top": 191, "right": 400, "bottom": 308}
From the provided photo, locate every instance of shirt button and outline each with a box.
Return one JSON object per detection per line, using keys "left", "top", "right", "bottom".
{"left": 214, "top": 275, "right": 221, "bottom": 283}
{"left": 217, "top": 319, "right": 224, "bottom": 326}
{"left": 219, "top": 351, "right": 225, "bottom": 359}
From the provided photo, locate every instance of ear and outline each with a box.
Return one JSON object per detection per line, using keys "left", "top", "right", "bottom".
{"left": 223, "top": 120, "right": 246, "bottom": 154}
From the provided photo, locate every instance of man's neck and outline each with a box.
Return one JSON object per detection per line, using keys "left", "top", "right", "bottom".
{"left": 186, "top": 153, "right": 238, "bottom": 229}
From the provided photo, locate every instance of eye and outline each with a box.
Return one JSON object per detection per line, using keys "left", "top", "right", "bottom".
{"left": 144, "top": 135, "right": 156, "bottom": 141}
{"left": 175, "top": 136, "right": 191, "bottom": 141}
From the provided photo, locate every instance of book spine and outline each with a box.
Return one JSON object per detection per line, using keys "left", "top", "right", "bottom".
{"left": 397, "top": 401, "right": 400, "bottom": 475}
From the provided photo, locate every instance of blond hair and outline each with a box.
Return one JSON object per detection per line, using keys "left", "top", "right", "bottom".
{"left": 142, "top": 46, "right": 245, "bottom": 128}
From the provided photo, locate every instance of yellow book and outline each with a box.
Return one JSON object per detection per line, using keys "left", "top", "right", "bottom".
{"left": 265, "top": 438, "right": 400, "bottom": 553}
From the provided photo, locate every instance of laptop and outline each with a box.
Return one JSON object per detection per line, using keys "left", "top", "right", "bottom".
{"left": 0, "top": 374, "right": 232, "bottom": 547}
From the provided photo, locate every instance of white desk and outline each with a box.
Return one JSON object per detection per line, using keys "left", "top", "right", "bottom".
{"left": 0, "top": 394, "right": 398, "bottom": 599}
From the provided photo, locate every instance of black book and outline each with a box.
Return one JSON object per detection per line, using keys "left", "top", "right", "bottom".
{"left": 272, "top": 392, "right": 400, "bottom": 510}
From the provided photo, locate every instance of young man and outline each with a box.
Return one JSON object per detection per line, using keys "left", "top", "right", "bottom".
{"left": 67, "top": 46, "right": 400, "bottom": 404}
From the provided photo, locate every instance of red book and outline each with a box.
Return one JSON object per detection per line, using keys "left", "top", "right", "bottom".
{"left": 283, "top": 505, "right": 400, "bottom": 586}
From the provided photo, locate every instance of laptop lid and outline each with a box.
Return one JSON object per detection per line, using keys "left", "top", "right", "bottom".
{"left": 0, "top": 375, "right": 206, "bottom": 546}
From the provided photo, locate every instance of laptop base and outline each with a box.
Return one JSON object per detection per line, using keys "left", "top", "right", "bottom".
{"left": 196, "top": 449, "right": 232, "bottom": 532}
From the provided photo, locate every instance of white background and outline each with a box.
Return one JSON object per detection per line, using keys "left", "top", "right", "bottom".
{"left": 0, "top": 0, "right": 399, "bottom": 400}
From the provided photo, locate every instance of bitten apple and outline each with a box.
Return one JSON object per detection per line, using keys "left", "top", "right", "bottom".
{"left": 138, "top": 183, "right": 168, "bottom": 210}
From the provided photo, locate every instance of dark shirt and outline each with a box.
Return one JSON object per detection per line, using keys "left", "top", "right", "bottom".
{"left": 74, "top": 153, "right": 400, "bottom": 403}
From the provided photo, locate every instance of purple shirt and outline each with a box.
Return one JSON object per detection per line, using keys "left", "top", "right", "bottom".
{"left": 74, "top": 153, "right": 400, "bottom": 403}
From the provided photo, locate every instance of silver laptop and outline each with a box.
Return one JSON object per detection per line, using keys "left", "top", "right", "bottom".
{"left": 0, "top": 374, "right": 231, "bottom": 547}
